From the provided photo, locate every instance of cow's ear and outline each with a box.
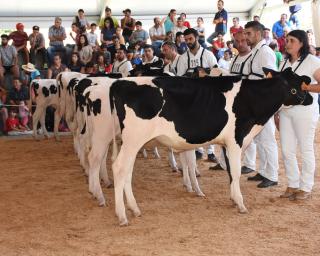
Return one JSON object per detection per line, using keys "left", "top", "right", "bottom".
{"left": 263, "top": 67, "right": 278, "bottom": 77}
{"left": 301, "top": 75, "right": 311, "bottom": 85}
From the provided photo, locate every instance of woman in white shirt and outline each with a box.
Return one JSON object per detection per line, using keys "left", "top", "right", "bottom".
{"left": 74, "top": 34, "right": 93, "bottom": 65}
{"left": 278, "top": 30, "right": 320, "bottom": 200}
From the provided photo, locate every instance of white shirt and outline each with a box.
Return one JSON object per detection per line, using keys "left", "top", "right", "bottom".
{"left": 143, "top": 56, "right": 159, "bottom": 64}
{"left": 86, "top": 32, "right": 98, "bottom": 47}
{"left": 112, "top": 59, "right": 133, "bottom": 77}
{"left": 149, "top": 26, "right": 165, "bottom": 43}
{"left": 248, "top": 39, "right": 277, "bottom": 80}
{"left": 218, "top": 58, "right": 231, "bottom": 71}
{"left": 171, "top": 26, "right": 187, "bottom": 40}
{"left": 176, "top": 46, "right": 217, "bottom": 76}
{"left": 164, "top": 54, "right": 181, "bottom": 74}
{"left": 280, "top": 54, "right": 320, "bottom": 110}
{"left": 229, "top": 52, "right": 252, "bottom": 77}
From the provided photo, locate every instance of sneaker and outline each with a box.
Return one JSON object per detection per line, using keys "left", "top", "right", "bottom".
{"left": 195, "top": 151, "right": 203, "bottom": 160}
{"left": 207, "top": 153, "right": 218, "bottom": 163}
{"left": 241, "top": 166, "right": 255, "bottom": 174}
{"left": 280, "top": 187, "right": 298, "bottom": 198}
{"left": 247, "top": 173, "right": 264, "bottom": 181}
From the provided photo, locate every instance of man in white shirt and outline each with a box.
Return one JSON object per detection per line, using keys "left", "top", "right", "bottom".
{"left": 86, "top": 23, "right": 99, "bottom": 51}
{"left": 112, "top": 47, "right": 133, "bottom": 77}
{"left": 172, "top": 17, "right": 188, "bottom": 41}
{"left": 244, "top": 21, "right": 279, "bottom": 188}
{"left": 162, "top": 41, "right": 180, "bottom": 75}
{"left": 177, "top": 28, "right": 218, "bottom": 162}
{"left": 149, "top": 17, "right": 166, "bottom": 56}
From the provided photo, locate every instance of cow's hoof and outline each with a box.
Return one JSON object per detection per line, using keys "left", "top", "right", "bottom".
{"left": 183, "top": 184, "right": 194, "bottom": 193}
{"left": 105, "top": 182, "right": 114, "bottom": 189}
{"left": 132, "top": 209, "right": 141, "bottom": 217}
{"left": 238, "top": 207, "right": 248, "bottom": 214}
{"left": 119, "top": 218, "right": 129, "bottom": 227}
{"left": 98, "top": 198, "right": 106, "bottom": 207}
{"left": 196, "top": 191, "right": 206, "bottom": 197}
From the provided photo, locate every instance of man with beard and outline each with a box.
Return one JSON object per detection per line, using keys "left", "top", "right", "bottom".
{"left": 0, "top": 34, "right": 20, "bottom": 89}
{"left": 244, "top": 21, "right": 279, "bottom": 188}
{"left": 112, "top": 46, "right": 133, "bottom": 77}
{"left": 176, "top": 28, "right": 218, "bottom": 162}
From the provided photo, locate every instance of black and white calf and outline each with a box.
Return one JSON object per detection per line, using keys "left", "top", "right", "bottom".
{"left": 109, "top": 68, "right": 313, "bottom": 225}
{"left": 30, "top": 79, "right": 61, "bottom": 140}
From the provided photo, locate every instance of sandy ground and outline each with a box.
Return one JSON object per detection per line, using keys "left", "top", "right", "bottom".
{"left": 0, "top": 132, "right": 320, "bottom": 256}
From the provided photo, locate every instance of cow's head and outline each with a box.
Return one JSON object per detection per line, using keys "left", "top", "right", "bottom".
{"left": 263, "top": 67, "right": 313, "bottom": 106}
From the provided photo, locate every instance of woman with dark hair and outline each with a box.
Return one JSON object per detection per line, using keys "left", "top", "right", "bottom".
{"left": 278, "top": 29, "right": 320, "bottom": 200}
{"left": 74, "top": 34, "right": 93, "bottom": 64}
{"left": 101, "top": 17, "right": 116, "bottom": 49}
{"left": 161, "top": 9, "right": 177, "bottom": 34}
{"left": 68, "top": 52, "right": 85, "bottom": 73}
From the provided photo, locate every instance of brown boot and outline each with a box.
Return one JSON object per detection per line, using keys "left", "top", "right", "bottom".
{"left": 289, "top": 190, "right": 312, "bottom": 201}
{"left": 280, "top": 187, "right": 298, "bottom": 198}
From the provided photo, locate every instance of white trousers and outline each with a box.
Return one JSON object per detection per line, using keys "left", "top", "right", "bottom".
{"left": 242, "top": 141, "right": 256, "bottom": 170}
{"left": 279, "top": 106, "right": 318, "bottom": 192}
{"left": 254, "top": 118, "right": 279, "bottom": 182}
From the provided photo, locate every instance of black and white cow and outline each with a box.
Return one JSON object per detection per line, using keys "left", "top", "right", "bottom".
{"left": 109, "top": 67, "right": 313, "bottom": 226}
{"left": 30, "top": 79, "right": 61, "bottom": 140}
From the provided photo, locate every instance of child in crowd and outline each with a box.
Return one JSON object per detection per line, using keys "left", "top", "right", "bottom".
{"left": 0, "top": 87, "right": 8, "bottom": 134}
{"left": 18, "top": 101, "right": 30, "bottom": 130}
{"left": 6, "top": 109, "right": 31, "bottom": 135}
{"left": 218, "top": 50, "right": 232, "bottom": 70}
{"left": 269, "top": 40, "right": 283, "bottom": 69}
{"left": 68, "top": 52, "right": 85, "bottom": 73}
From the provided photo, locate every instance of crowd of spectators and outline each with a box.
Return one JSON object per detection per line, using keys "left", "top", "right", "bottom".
{"left": 0, "top": 1, "right": 319, "bottom": 135}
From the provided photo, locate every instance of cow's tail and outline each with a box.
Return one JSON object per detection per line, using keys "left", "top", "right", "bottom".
{"left": 109, "top": 87, "right": 118, "bottom": 162}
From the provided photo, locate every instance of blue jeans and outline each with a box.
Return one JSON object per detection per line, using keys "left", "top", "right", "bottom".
{"left": 152, "top": 41, "right": 163, "bottom": 57}
{"left": 207, "top": 31, "right": 226, "bottom": 45}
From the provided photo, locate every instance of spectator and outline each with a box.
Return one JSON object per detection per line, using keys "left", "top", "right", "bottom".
{"left": 218, "top": 50, "right": 232, "bottom": 70}
{"left": 6, "top": 109, "right": 29, "bottom": 135}
{"left": 149, "top": 17, "right": 166, "bottom": 56}
{"left": 289, "top": 4, "right": 301, "bottom": 29}
{"left": 272, "top": 14, "right": 291, "bottom": 40}
{"left": 162, "top": 41, "right": 180, "bottom": 75}
{"left": 70, "top": 23, "right": 81, "bottom": 45}
{"left": 194, "top": 17, "right": 206, "bottom": 49}
{"left": 230, "top": 17, "right": 243, "bottom": 41}
{"left": 306, "top": 29, "right": 315, "bottom": 46}
{"left": 121, "top": 9, "right": 136, "bottom": 44}
{"left": 47, "top": 54, "right": 68, "bottom": 79}
{"left": 162, "top": 9, "right": 177, "bottom": 34}
{"left": 100, "top": 46, "right": 112, "bottom": 67}
{"left": 93, "top": 53, "right": 111, "bottom": 74}
{"left": 9, "top": 23, "right": 29, "bottom": 64}
{"left": 86, "top": 23, "right": 99, "bottom": 51}
{"left": 207, "top": 0, "right": 228, "bottom": 44}
{"left": 47, "top": 17, "right": 67, "bottom": 66}
{"left": 127, "top": 47, "right": 142, "bottom": 67}
{"left": 21, "top": 63, "right": 41, "bottom": 86}
{"left": 99, "top": 6, "right": 119, "bottom": 30}
{"left": 269, "top": 40, "right": 282, "bottom": 69}
{"left": 84, "top": 61, "right": 95, "bottom": 74}
{"left": 115, "top": 27, "right": 126, "bottom": 45}
{"left": 74, "top": 34, "right": 93, "bottom": 65}
{"left": 278, "top": 26, "right": 291, "bottom": 54}
{"left": 0, "top": 87, "right": 8, "bottom": 133}
{"left": 8, "top": 78, "right": 29, "bottom": 108}
{"left": 172, "top": 17, "right": 188, "bottom": 41}
{"left": 315, "top": 47, "right": 320, "bottom": 58}
{"left": 29, "top": 25, "right": 46, "bottom": 69}
{"left": 108, "top": 35, "right": 125, "bottom": 63}
{"left": 129, "top": 21, "right": 149, "bottom": 46}
{"left": 180, "top": 13, "right": 191, "bottom": 28}
{"left": 68, "top": 52, "right": 85, "bottom": 73}
{"left": 212, "top": 32, "right": 226, "bottom": 59}
{"left": 165, "top": 31, "right": 174, "bottom": 42}
{"left": 100, "top": 17, "right": 116, "bottom": 50}
{"left": 73, "top": 9, "right": 90, "bottom": 33}
{"left": 142, "top": 44, "right": 160, "bottom": 64}
{"left": 175, "top": 32, "right": 188, "bottom": 55}
{"left": 309, "top": 45, "right": 316, "bottom": 56}
{"left": 0, "top": 34, "right": 19, "bottom": 88}
{"left": 253, "top": 15, "right": 260, "bottom": 22}
{"left": 226, "top": 40, "right": 238, "bottom": 57}
{"left": 112, "top": 47, "right": 133, "bottom": 77}
{"left": 263, "top": 27, "right": 272, "bottom": 45}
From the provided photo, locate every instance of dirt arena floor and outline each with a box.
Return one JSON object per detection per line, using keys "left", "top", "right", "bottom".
{"left": 0, "top": 132, "right": 320, "bottom": 256}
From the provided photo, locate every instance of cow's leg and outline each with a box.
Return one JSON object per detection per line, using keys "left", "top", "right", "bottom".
{"left": 226, "top": 144, "right": 248, "bottom": 213}
{"left": 168, "top": 149, "right": 178, "bottom": 171}
{"left": 153, "top": 147, "right": 160, "bottom": 158}
{"left": 99, "top": 144, "right": 113, "bottom": 188}
{"left": 32, "top": 106, "right": 43, "bottom": 140}
{"left": 184, "top": 150, "right": 205, "bottom": 197}
{"left": 113, "top": 141, "right": 144, "bottom": 226}
{"left": 142, "top": 148, "right": 148, "bottom": 158}
{"left": 179, "top": 152, "right": 193, "bottom": 192}
{"left": 53, "top": 109, "right": 61, "bottom": 141}
{"left": 88, "top": 136, "right": 110, "bottom": 206}
{"left": 39, "top": 109, "right": 50, "bottom": 138}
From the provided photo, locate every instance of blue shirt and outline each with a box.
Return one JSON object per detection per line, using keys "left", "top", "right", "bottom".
{"left": 31, "top": 70, "right": 40, "bottom": 80}
{"left": 272, "top": 21, "right": 291, "bottom": 38}
{"left": 101, "top": 27, "right": 116, "bottom": 41}
{"left": 164, "top": 17, "right": 175, "bottom": 34}
{"left": 214, "top": 8, "right": 228, "bottom": 33}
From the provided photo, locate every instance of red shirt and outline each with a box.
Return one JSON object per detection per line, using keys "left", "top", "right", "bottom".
{"left": 183, "top": 21, "right": 191, "bottom": 28}
{"left": 212, "top": 39, "right": 225, "bottom": 54}
{"left": 6, "top": 117, "right": 19, "bottom": 131}
{"left": 9, "top": 31, "right": 28, "bottom": 47}
{"left": 230, "top": 26, "right": 243, "bottom": 37}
